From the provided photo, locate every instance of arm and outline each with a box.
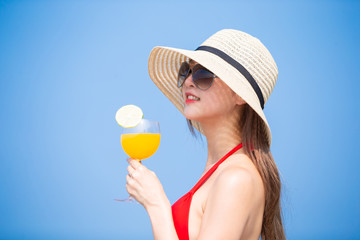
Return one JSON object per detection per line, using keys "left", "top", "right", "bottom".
{"left": 146, "top": 200, "right": 179, "bottom": 240}
{"left": 196, "top": 167, "right": 264, "bottom": 240}
{"left": 126, "top": 159, "right": 179, "bottom": 240}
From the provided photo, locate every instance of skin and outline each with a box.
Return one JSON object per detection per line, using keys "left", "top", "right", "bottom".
{"left": 126, "top": 61, "right": 265, "bottom": 240}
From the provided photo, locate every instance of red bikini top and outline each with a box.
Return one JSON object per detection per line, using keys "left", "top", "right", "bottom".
{"left": 171, "top": 143, "right": 243, "bottom": 240}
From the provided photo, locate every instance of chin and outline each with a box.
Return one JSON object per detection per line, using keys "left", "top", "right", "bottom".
{"left": 184, "top": 108, "right": 212, "bottom": 123}
{"left": 183, "top": 108, "right": 203, "bottom": 122}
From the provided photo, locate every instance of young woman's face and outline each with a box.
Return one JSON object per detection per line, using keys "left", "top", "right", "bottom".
{"left": 181, "top": 61, "right": 244, "bottom": 122}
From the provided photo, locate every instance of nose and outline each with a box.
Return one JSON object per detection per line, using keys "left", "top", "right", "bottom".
{"left": 183, "top": 74, "right": 195, "bottom": 89}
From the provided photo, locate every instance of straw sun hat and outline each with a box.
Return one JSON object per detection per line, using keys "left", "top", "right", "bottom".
{"left": 148, "top": 29, "right": 278, "bottom": 146}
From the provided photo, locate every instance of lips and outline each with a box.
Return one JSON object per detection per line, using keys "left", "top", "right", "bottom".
{"left": 185, "top": 92, "right": 200, "bottom": 100}
{"left": 185, "top": 92, "right": 200, "bottom": 104}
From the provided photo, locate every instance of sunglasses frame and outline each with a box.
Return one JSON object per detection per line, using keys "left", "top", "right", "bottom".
{"left": 177, "top": 62, "right": 217, "bottom": 90}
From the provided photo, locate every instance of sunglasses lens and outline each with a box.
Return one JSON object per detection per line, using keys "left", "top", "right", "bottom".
{"left": 193, "top": 68, "right": 215, "bottom": 90}
{"left": 177, "top": 62, "right": 190, "bottom": 88}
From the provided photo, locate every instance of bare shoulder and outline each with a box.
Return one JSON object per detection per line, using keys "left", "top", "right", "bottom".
{"left": 212, "top": 153, "right": 265, "bottom": 200}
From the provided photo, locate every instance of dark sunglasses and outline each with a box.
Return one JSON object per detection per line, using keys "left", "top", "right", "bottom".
{"left": 177, "top": 62, "right": 217, "bottom": 90}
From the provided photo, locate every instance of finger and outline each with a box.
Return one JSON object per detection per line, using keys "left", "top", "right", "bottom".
{"left": 126, "top": 175, "right": 141, "bottom": 194}
{"left": 125, "top": 182, "right": 134, "bottom": 197}
{"left": 126, "top": 171, "right": 139, "bottom": 184}
{"left": 127, "top": 158, "right": 139, "bottom": 164}
{"left": 127, "top": 164, "right": 135, "bottom": 174}
{"left": 126, "top": 174, "right": 137, "bottom": 188}
{"left": 130, "top": 169, "right": 137, "bottom": 179}
{"left": 128, "top": 158, "right": 142, "bottom": 170}
{"left": 126, "top": 174, "right": 132, "bottom": 184}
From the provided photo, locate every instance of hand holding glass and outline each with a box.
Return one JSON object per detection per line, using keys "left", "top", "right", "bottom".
{"left": 115, "top": 119, "right": 160, "bottom": 202}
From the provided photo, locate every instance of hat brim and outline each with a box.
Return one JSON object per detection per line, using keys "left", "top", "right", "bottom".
{"left": 148, "top": 46, "right": 272, "bottom": 146}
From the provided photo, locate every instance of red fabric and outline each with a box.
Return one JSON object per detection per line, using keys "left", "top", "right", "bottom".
{"left": 171, "top": 143, "right": 243, "bottom": 240}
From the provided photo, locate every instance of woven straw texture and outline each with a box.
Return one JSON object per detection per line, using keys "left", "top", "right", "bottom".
{"left": 148, "top": 29, "right": 278, "bottom": 145}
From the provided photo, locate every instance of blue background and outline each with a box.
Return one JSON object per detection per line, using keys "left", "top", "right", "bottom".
{"left": 1, "top": 0, "right": 359, "bottom": 239}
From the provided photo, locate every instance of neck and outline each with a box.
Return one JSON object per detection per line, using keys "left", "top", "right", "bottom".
{"left": 200, "top": 113, "right": 243, "bottom": 170}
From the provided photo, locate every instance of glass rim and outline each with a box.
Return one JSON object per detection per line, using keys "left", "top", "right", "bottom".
{"left": 121, "top": 118, "right": 160, "bottom": 133}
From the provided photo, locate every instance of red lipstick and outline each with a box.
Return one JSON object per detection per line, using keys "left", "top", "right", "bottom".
{"left": 185, "top": 92, "right": 200, "bottom": 104}
{"left": 185, "top": 99, "right": 197, "bottom": 104}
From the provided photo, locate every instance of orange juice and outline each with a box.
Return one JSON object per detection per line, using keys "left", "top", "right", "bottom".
{"left": 121, "top": 133, "right": 161, "bottom": 160}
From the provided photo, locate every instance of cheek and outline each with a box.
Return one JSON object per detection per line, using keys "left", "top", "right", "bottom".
{"left": 207, "top": 95, "right": 236, "bottom": 113}
{"left": 198, "top": 87, "right": 237, "bottom": 117}
{"left": 182, "top": 80, "right": 239, "bottom": 120}
{"left": 207, "top": 83, "right": 237, "bottom": 108}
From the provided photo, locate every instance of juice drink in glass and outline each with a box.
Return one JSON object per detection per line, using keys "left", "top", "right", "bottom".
{"left": 121, "top": 133, "right": 161, "bottom": 160}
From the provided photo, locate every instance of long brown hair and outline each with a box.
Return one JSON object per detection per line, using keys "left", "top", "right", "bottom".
{"left": 187, "top": 104, "right": 286, "bottom": 240}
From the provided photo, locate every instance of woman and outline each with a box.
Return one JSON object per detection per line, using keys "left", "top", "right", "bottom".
{"left": 125, "top": 29, "right": 285, "bottom": 240}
